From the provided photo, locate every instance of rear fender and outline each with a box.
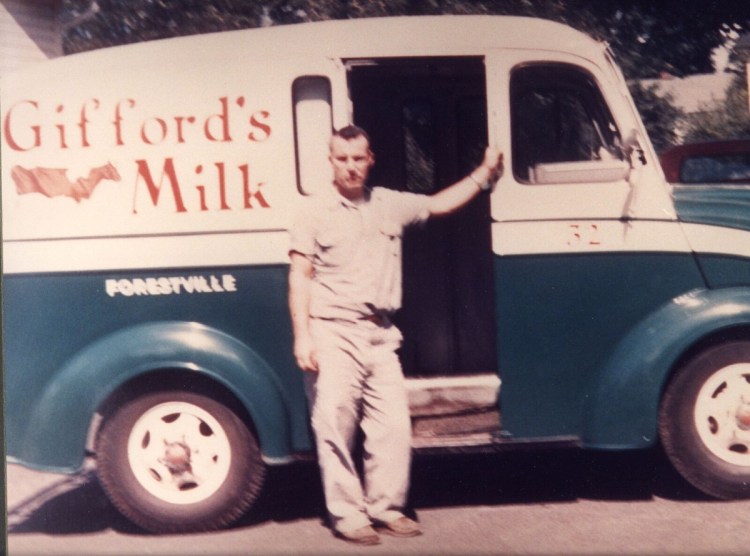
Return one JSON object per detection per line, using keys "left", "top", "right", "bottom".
{"left": 21, "top": 321, "right": 292, "bottom": 472}
{"left": 583, "top": 288, "right": 750, "bottom": 449}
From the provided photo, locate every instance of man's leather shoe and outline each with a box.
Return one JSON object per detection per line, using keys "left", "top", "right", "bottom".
{"left": 375, "top": 516, "right": 422, "bottom": 537}
{"left": 336, "top": 525, "right": 381, "bottom": 545}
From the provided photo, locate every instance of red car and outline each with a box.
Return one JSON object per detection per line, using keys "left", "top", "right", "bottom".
{"left": 660, "top": 139, "right": 750, "bottom": 184}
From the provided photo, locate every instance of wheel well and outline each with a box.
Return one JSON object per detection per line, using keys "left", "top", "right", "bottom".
{"left": 88, "top": 369, "right": 258, "bottom": 453}
{"left": 662, "top": 325, "right": 750, "bottom": 402}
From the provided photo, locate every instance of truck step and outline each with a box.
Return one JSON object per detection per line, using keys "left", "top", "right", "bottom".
{"left": 406, "top": 373, "right": 501, "bottom": 417}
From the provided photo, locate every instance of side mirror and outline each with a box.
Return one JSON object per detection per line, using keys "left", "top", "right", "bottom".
{"left": 622, "top": 128, "right": 647, "bottom": 166}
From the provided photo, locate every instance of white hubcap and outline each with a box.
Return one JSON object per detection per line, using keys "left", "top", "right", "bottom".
{"left": 695, "top": 363, "right": 750, "bottom": 466}
{"left": 127, "top": 401, "right": 232, "bottom": 504}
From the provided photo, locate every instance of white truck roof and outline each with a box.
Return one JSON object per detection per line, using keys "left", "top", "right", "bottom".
{"left": 5, "top": 15, "right": 605, "bottom": 80}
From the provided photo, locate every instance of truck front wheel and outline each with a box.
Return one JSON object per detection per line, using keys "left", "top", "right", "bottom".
{"left": 97, "top": 390, "right": 265, "bottom": 533}
{"left": 660, "top": 341, "right": 750, "bottom": 499}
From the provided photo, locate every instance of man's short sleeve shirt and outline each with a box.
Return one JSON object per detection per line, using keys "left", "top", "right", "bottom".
{"left": 289, "top": 186, "right": 430, "bottom": 320}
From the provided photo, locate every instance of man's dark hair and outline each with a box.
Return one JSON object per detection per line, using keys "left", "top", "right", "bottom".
{"left": 333, "top": 125, "right": 371, "bottom": 143}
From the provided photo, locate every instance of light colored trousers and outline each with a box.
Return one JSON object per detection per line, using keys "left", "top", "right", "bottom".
{"left": 306, "top": 317, "right": 412, "bottom": 533}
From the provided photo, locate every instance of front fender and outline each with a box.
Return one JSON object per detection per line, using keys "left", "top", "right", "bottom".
{"left": 583, "top": 287, "right": 750, "bottom": 449}
{"left": 21, "top": 321, "right": 293, "bottom": 472}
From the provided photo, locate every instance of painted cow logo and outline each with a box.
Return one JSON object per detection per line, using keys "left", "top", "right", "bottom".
{"left": 11, "top": 162, "right": 121, "bottom": 202}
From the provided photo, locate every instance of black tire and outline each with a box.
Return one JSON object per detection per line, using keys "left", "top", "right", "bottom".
{"left": 660, "top": 341, "right": 750, "bottom": 499}
{"left": 97, "top": 390, "right": 266, "bottom": 533}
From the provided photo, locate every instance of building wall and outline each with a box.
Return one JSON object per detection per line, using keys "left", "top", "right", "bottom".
{"left": 0, "top": 0, "right": 62, "bottom": 79}
{"left": 642, "top": 72, "right": 734, "bottom": 114}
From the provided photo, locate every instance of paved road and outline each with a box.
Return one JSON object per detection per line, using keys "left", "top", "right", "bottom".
{"left": 6, "top": 448, "right": 750, "bottom": 555}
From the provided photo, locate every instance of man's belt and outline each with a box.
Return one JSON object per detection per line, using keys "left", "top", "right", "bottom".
{"left": 360, "top": 313, "right": 389, "bottom": 326}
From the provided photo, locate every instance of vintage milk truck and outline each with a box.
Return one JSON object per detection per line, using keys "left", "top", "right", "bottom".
{"left": 3, "top": 15, "right": 750, "bottom": 532}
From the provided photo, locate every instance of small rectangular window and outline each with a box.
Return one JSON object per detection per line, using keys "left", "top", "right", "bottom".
{"left": 293, "top": 76, "right": 332, "bottom": 195}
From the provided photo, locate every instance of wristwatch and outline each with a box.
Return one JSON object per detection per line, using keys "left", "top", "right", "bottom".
{"left": 469, "top": 172, "right": 493, "bottom": 192}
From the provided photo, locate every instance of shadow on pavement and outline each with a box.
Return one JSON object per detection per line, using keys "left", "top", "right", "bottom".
{"left": 409, "top": 447, "right": 709, "bottom": 509}
{"left": 7, "top": 471, "right": 142, "bottom": 535}
{"left": 7, "top": 446, "right": 710, "bottom": 536}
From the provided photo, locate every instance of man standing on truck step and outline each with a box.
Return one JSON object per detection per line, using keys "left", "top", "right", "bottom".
{"left": 288, "top": 125, "right": 503, "bottom": 545}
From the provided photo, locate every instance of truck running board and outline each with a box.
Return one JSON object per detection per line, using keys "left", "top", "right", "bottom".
{"left": 411, "top": 430, "right": 582, "bottom": 454}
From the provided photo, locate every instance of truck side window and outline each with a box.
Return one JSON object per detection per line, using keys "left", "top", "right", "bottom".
{"left": 293, "top": 76, "right": 333, "bottom": 195}
{"left": 510, "top": 64, "right": 622, "bottom": 183}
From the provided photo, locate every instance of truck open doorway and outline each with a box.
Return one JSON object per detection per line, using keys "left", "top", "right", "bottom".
{"left": 348, "top": 57, "right": 498, "bottom": 379}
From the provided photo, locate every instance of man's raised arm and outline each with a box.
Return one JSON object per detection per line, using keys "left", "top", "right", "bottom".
{"left": 427, "top": 146, "right": 503, "bottom": 217}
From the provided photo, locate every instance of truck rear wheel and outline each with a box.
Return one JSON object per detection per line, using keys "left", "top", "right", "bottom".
{"left": 97, "top": 390, "right": 265, "bottom": 533}
{"left": 660, "top": 341, "right": 750, "bottom": 499}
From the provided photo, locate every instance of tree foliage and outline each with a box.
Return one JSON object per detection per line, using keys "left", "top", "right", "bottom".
{"left": 682, "top": 75, "right": 750, "bottom": 142}
{"left": 62, "top": 0, "right": 750, "bottom": 79}
{"left": 678, "top": 41, "right": 750, "bottom": 142}
{"left": 628, "top": 81, "right": 684, "bottom": 153}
